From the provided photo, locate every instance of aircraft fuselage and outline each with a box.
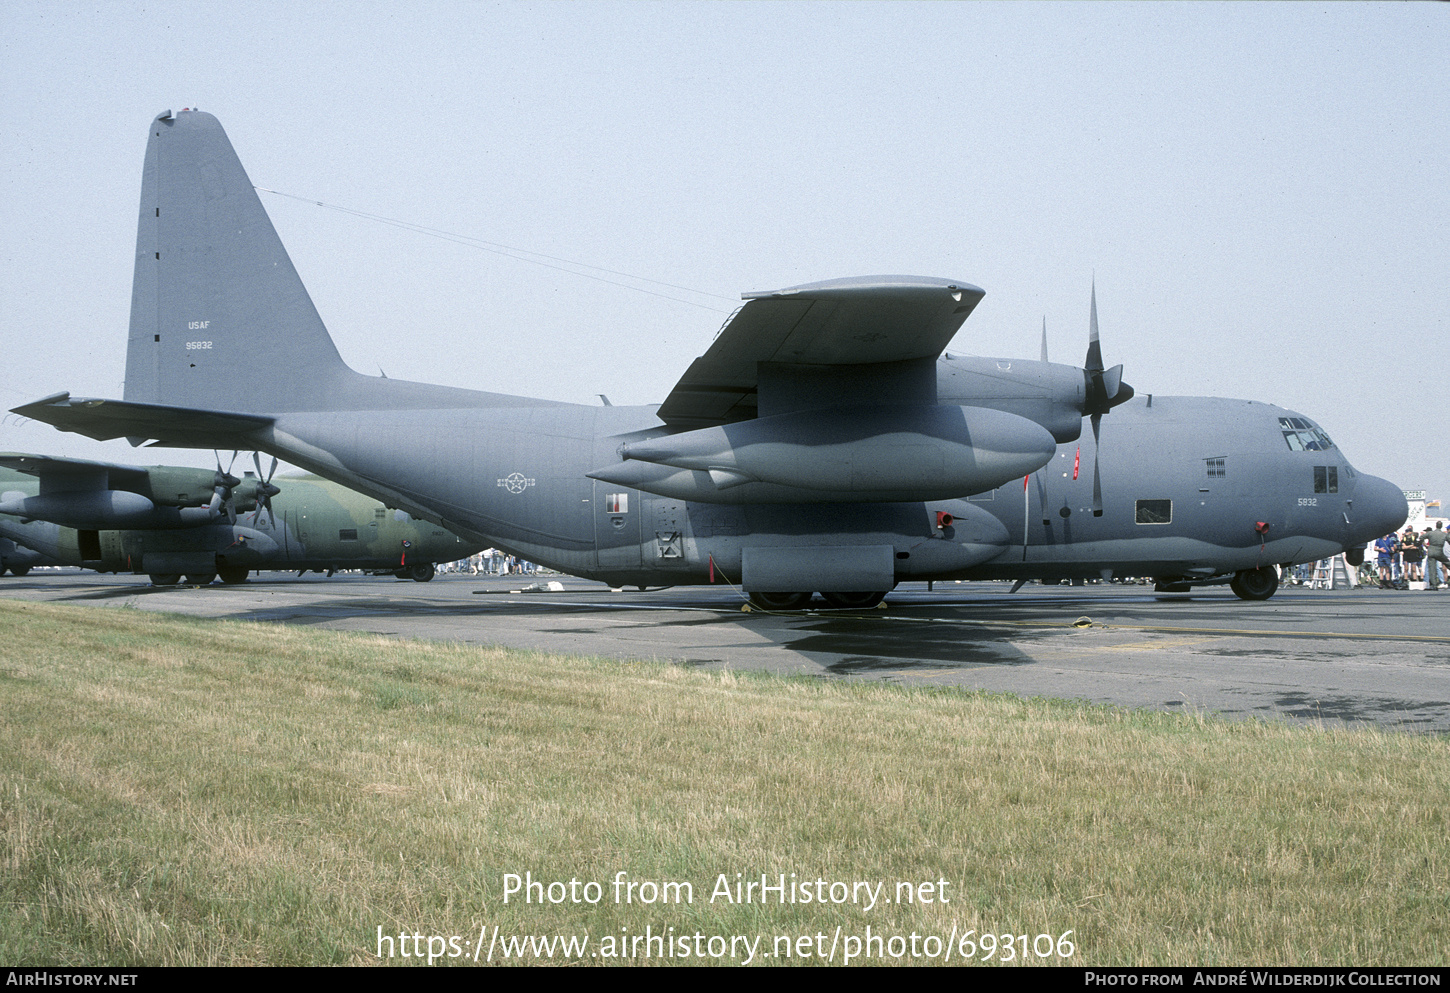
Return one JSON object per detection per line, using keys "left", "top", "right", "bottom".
{"left": 250, "top": 391, "right": 1403, "bottom": 592}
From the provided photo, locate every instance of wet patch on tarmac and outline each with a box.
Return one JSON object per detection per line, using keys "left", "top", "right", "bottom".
{"left": 827, "top": 656, "right": 976, "bottom": 674}
{"left": 782, "top": 620, "right": 1035, "bottom": 667}
{"left": 1268, "top": 691, "right": 1449, "bottom": 728}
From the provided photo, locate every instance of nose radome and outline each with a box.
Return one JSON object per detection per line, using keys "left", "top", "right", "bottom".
{"left": 1351, "top": 474, "right": 1408, "bottom": 544}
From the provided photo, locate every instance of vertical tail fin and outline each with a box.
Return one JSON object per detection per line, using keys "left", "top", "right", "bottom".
{"left": 124, "top": 110, "right": 352, "bottom": 412}
{"left": 120, "top": 110, "right": 552, "bottom": 416}
{"left": 123, "top": 110, "right": 349, "bottom": 411}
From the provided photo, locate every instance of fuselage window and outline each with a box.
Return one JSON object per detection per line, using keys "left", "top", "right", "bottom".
{"left": 1313, "top": 466, "right": 1339, "bottom": 494}
{"left": 1206, "top": 458, "right": 1226, "bottom": 478}
{"left": 1135, "top": 499, "right": 1172, "bottom": 525}
{"left": 339, "top": 528, "right": 358, "bottom": 541}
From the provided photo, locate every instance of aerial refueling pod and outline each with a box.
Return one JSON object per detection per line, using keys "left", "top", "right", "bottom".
{"left": 589, "top": 404, "right": 1055, "bottom": 505}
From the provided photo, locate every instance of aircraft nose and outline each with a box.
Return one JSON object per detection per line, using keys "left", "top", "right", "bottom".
{"left": 1350, "top": 474, "right": 1408, "bottom": 544}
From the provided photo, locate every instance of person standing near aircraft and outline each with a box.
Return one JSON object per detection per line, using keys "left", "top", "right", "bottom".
{"left": 1375, "top": 533, "right": 1398, "bottom": 588}
{"left": 1401, "top": 527, "right": 1423, "bottom": 585}
{"left": 1424, "top": 523, "right": 1448, "bottom": 590}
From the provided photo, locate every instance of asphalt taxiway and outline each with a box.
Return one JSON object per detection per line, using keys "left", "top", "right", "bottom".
{"left": 4, "top": 571, "right": 1448, "bottom": 733}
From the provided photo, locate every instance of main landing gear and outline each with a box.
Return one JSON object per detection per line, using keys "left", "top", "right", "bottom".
{"left": 1229, "top": 567, "right": 1279, "bottom": 601}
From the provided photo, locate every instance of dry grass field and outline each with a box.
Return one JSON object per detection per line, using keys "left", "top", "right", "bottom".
{"left": 0, "top": 599, "right": 1445, "bottom": 966}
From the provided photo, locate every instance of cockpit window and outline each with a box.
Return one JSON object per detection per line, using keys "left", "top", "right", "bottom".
{"left": 1279, "top": 417, "right": 1335, "bottom": 451}
{"left": 1135, "top": 499, "right": 1172, "bottom": 525}
{"left": 1314, "top": 466, "right": 1339, "bottom": 494}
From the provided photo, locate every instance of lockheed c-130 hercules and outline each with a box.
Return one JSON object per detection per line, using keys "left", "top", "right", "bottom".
{"left": 14, "top": 110, "right": 1408, "bottom": 607}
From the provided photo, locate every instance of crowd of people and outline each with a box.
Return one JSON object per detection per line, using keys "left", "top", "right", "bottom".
{"left": 1371, "top": 521, "right": 1449, "bottom": 590}
{"left": 437, "top": 549, "right": 541, "bottom": 576}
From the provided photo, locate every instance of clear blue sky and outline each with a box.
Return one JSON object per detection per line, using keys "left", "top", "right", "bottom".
{"left": 2, "top": 1, "right": 1446, "bottom": 505}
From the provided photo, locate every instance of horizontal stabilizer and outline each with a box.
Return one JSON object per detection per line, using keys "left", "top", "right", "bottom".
{"left": 11, "top": 393, "right": 274, "bottom": 448}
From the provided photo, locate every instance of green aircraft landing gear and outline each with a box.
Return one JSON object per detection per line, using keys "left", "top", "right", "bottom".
{"left": 396, "top": 562, "right": 435, "bottom": 582}
{"left": 218, "top": 566, "right": 250, "bottom": 584}
{"left": 1230, "top": 567, "right": 1279, "bottom": 601}
{"left": 149, "top": 574, "right": 181, "bottom": 587}
{"left": 6, "top": 565, "right": 29, "bottom": 577}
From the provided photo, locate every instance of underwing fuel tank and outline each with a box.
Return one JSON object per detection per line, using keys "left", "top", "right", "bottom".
{"left": 589, "top": 404, "right": 1056, "bottom": 504}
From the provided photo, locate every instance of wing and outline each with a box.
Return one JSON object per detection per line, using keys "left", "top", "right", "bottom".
{"left": 0, "top": 452, "right": 151, "bottom": 494}
{"left": 656, "top": 275, "right": 984, "bottom": 429}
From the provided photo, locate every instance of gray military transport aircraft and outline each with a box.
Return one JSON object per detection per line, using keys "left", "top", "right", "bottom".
{"left": 0, "top": 454, "right": 480, "bottom": 584}
{"left": 14, "top": 110, "right": 1408, "bottom": 607}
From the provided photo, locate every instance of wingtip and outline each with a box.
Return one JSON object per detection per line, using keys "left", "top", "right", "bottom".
{"left": 743, "top": 275, "right": 985, "bottom": 301}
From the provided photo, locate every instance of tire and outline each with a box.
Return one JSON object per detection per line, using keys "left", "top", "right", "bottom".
{"left": 218, "top": 566, "right": 250, "bottom": 584}
{"left": 149, "top": 574, "right": 182, "bottom": 587}
{"left": 7, "top": 565, "right": 28, "bottom": 577}
{"left": 409, "top": 562, "right": 436, "bottom": 582}
{"left": 184, "top": 573, "right": 216, "bottom": 586}
{"left": 819, "top": 591, "right": 886, "bottom": 609}
{"left": 1230, "top": 567, "right": 1279, "bottom": 601}
{"left": 747, "top": 591, "right": 812, "bottom": 610}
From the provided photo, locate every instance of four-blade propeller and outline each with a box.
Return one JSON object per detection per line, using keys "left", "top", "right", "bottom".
{"left": 242, "top": 453, "right": 281, "bottom": 528}
{"left": 1080, "top": 283, "right": 1134, "bottom": 517}
{"left": 207, "top": 451, "right": 243, "bottom": 524}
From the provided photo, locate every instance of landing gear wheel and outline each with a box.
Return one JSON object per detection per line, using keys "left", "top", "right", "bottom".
{"left": 819, "top": 591, "right": 886, "bottom": 609}
{"left": 408, "top": 562, "right": 436, "bottom": 583}
{"left": 184, "top": 573, "right": 217, "bottom": 586}
{"left": 7, "top": 565, "right": 28, "bottom": 577}
{"left": 747, "top": 591, "right": 812, "bottom": 610}
{"left": 149, "top": 574, "right": 181, "bottom": 587}
{"left": 1230, "top": 567, "right": 1279, "bottom": 601}
{"left": 218, "top": 566, "right": 250, "bottom": 584}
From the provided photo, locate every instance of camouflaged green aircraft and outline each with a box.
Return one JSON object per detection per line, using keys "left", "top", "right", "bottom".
{"left": 0, "top": 456, "right": 480, "bottom": 584}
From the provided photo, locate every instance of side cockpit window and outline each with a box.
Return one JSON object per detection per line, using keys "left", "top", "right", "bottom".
{"left": 1135, "top": 499, "right": 1172, "bottom": 525}
{"left": 1280, "top": 417, "right": 1335, "bottom": 452}
{"left": 1313, "top": 466, "right": 1339, "bottom": 494}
